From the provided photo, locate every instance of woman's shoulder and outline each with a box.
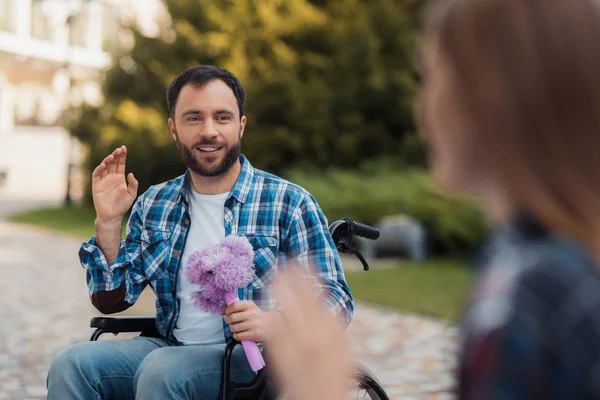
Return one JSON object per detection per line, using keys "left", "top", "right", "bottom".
{"left": 461, "top": 216, "right": 600, "bottom": 398}
{"left": 495, "top": 214, "right": 599, "bottom": 294}
{"left": 469, "top": 214, "right": 600, "bottom": 346}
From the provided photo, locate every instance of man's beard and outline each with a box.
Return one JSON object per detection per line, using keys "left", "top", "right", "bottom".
{"left": 175, "top": 132, "right": 242, "bottom": 177}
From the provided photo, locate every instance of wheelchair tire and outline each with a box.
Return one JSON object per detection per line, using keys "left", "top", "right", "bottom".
{"left": 352, "top": 363, "right": 390, "bottom": 400}
{"left": 353, "top": 371, "right": 389, "bottom": 399}
{"left": 263, "top": 363, "right": 390, "bottom": 400}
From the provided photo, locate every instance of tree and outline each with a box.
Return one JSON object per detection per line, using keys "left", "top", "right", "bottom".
{"left": 72, "top": 0, "right": 425, "bottom": 198}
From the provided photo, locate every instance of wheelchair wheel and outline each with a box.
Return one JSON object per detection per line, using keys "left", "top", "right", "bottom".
{"left": 266, "top": 363, "right": 389, "bottom": 400}
{"left": 351, "top": 363, "right": 390, "bottom": 400}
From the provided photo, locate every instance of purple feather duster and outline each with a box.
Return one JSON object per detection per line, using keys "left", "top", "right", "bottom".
{"left": 186, "top": 235, "right": 255, "bottom": 314}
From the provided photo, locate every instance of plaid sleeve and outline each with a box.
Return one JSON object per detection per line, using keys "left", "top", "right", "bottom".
{"left": 79, "top": 197, "right": 149, "bottom": 305}
{"left": 460, "top": 316, "right": 547, "bottom": 400}
{"left": 285, "top": 194, "right": 354, "bottom": 325}
{"left": 459, "top": 267, "right": 565, "bottom": 400}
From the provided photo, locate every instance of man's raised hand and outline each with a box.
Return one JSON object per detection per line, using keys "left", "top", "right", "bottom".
{"left": 92, "top": 145, "right": 138, "bottom": 223}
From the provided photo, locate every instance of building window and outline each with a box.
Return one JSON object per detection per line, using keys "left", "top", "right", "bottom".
{"left": 31, "top": 0, "right": 56, "bottom": 41}
{"left": 68, "top": 4, "right": 88, "bottom": 48}
{"left": 102, "top": 6, "right": 120, "bottom": 51}
{"left": 0, "top": 0, "right": 15, "bottom": 32}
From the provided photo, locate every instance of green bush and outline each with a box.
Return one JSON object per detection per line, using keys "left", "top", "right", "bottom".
{"left": 286, "top": 166, "right": 489, "bottom": 257}
{"left": 72, "top": 0, "right": 426, "bottom": 201}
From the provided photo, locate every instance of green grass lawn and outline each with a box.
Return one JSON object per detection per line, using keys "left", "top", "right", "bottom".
{"left": 9, "top": 206, "right": 473, "bottom": 322}
{"left": 345, "top": 259, "right": 472, "bottom": 322}
{"left": 9, "top": 205, "right": 124, "bottom": 239}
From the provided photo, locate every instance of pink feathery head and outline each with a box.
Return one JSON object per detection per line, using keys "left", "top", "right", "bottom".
{"left": 222, "top": 235, "right": 255, "bottom": 261}
{"left": 213, "top": 252, "right": 254, "bottom": 292}
{"left": 186, "top": 245, "right": 227, "bottom": 289}
{"left": 216, "top": 235, "right": 255, "bottom": 290}
{"left": 196, "top": 284, "right": 224, "bottom": 300}
{"left": 185, "top": 250, "right": 205, "bottom": 285}
{"left": 186, "top": 235, "right": 257, "bottom": 313}
{"left": 190, "top": 290, "right": 226, "bottom": 314}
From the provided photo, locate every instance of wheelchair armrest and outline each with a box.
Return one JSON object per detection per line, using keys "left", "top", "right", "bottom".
{"left": 90, "top": 316, "right": 156, "bottom": 333}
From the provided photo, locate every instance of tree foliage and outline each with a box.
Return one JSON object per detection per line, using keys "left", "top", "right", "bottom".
{"left": 72, "top": 0, "right": 426, "bottom": 197}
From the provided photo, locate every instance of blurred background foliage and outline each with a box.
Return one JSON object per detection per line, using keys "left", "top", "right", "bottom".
{"left": 70, "top": 0, "right": 488, "bottom": 256}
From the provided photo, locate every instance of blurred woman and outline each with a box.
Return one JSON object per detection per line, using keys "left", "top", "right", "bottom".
{"left": 268, "top": 0, "right": 600, "bottom": 398}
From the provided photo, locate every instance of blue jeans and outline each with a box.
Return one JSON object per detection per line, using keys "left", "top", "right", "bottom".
{"left": 46, "top": 336, "right": 255, "bottom": 399}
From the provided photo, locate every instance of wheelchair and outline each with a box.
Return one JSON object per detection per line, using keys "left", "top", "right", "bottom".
{"left": 89, "top": 217, "right": 390, "bottom": 399}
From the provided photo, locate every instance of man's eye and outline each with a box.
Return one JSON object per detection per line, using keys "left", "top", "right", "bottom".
{"left": 187, "top": 117, "right": 200, "bottom": 122}
{"left": 217, "top": 116, "right": 231, "bottom": 121}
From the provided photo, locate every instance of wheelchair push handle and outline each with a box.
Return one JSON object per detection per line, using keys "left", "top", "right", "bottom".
{"left": 329, "top": 217, "right": 380, "bottom": 271}
{"left": 351, "top": 220, "right": 380, "bottom": 240}
{"left": 329, "top": 217, "right": 380, "bottom": 245}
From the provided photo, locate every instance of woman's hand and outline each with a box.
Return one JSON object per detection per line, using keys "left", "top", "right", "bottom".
{"left": 267, "top": 269, "right": 353, "bottom": 400}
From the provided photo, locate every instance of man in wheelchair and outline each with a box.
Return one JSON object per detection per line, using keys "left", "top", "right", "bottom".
{"left": 47, "top": 65, "right": 354, "bottom": 399}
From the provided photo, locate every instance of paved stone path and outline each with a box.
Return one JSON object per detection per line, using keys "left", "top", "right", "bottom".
{"left": 0, "top": 221, "right": 458, "bottom": 399}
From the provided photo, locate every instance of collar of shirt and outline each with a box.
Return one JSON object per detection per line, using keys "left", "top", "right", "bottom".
{"left": 177, "top": 154, "right": 255, "bottom": 207}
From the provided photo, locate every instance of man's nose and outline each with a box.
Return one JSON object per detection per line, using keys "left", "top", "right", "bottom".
{"left": 203, "top": 119, "right": 219, "bottom": 139}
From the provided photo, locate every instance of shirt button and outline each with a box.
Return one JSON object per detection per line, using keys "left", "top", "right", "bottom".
{"left": 184, "top": 219, "right": 190, "bottom": 225}
{"left": 174, "top": 251, "right": 181, "bottom": 257}
{"left": 171, "top": 286, "right": 175, "bottom": 292}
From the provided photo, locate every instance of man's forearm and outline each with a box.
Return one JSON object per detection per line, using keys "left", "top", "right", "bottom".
{"left": 95, "top": 218, "right": 124, "bottom": 265}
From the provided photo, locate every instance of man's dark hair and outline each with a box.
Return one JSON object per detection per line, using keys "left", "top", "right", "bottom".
{"left": 166, "top": 65, "right": 246, "bottom": 119}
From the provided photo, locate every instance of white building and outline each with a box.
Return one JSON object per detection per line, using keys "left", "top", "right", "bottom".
{"left": 0, "top": 0, "right": 165, "bottom": 202}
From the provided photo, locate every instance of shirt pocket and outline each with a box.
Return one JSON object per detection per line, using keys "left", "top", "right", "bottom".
{"left": 244, "top": 233, "right": 278, "bottom": 289}
{"left": 140, "top": 228, "right": 171, "bottom": 280}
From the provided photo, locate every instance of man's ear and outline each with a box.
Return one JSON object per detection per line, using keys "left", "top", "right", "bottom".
{"left": 168, "top": 118, "right": 177, "bottom": 141}
{"left": 240, "top": 116, "right": 247, "bottom": 139}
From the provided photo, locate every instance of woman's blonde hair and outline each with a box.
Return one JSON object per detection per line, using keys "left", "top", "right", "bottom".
{"left": 425, "top": 0, "right": 600, "bottom": 245}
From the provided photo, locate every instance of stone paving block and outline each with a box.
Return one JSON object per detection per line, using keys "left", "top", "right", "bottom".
{"left": 5, "top": 389, "right": 28, "bottom": 398}
{"left": 25, "top": 385, "right": 47, "bottom": 397}
{"left": 0, "top": 222, "right": 459, "bottom": 398}
{"left": 0, "top": 381, "right": 20, "bottom": 391}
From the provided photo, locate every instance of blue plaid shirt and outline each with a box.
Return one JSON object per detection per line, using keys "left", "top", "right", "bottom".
{"left": 460, "top": 215, "right": 600, "bottom": 399}
{"left": 80, "top": 155, "right": 353, "bottom": 340}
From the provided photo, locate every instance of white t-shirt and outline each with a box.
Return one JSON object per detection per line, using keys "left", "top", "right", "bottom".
{"left": 173, "top": 186, "right": 229, "bottom": 345}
